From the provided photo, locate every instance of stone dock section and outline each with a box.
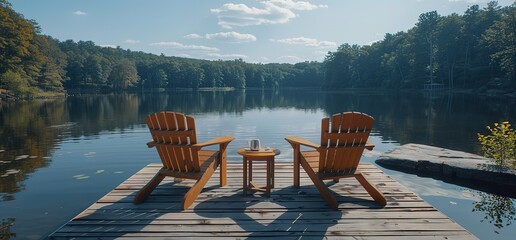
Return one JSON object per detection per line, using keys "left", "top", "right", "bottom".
{"left": 376, "top": 143, "right": 516, "bottom": 190}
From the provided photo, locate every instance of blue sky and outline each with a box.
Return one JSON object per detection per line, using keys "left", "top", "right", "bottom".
{"left": 10, "top": 0, "right": 515, "bottom": 63}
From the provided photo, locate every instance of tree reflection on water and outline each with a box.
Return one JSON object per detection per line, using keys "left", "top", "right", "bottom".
{"left": 0, "top": 90, "right": 515, "bottom": 238}
{"left": 0, "top": 100, "right": 62, "bottom": 201}
{"left": 1, "top": 91, "right": 515, "bottom": 201}
{"left": 0, "top": 218, "right": 15, "bottom": 239}
{"left": 473, "top": 191, "right": 515, "bottom": 233}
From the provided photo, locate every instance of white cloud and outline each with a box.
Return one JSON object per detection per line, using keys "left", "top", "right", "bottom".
{"left": 150, "top": 41, "right": 219, "bottom": 52}
{"left": 183, "top": 32, "right": 257, "bottom": 42}
{"left": 205, "top": 31, "right": 257, "bottom": 42}
{"left": 211, "top": 0, "right": 325, "bottom": 28}
{"left": 150, "top": 41, "right": 250, "bottom": 60}
{"left": 125, "top": 39, "right": 140, "bottom": 44}
{"left": 73, "top": 10, "right": 88, "bottom": 16}
{"left": 184, "top": 34, "right": 203, "bottom": 39}
{"left": 272, "top": 37, "right": 336, "bottom": 48}
{"left": 211, "top": 3, "right": 294, "bottom": 29}
{"left": 207, "top": 53, "right": 249, "bottom": 60}
{"left": 267, "top": 0, "right": 328, "bottom": 10}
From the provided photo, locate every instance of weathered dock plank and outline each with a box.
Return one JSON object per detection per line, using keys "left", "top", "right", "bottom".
{"left": 49, "top": 162, "right": 478, "bottom": 239}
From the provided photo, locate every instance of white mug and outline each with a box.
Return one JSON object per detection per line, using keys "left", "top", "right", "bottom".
{"left": 249, "top": 139, "right": 260, "bottom": 151}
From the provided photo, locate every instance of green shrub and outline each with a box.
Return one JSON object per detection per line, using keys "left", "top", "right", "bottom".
{"left": 478, "top": 122, "right": 516, "bottom": 168}
{"left": 0, "top": 70, "right": 36, "bottom": 97}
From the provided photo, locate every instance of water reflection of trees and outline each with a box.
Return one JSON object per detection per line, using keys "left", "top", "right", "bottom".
{"left": 473, "top": 192, "right": 515, "bottom": 232}
{"left": 0, "top": 90, "right": 324, "bottom": 200}
{"left": 321, "top": 91, "right": 516, "bottom": 154}
{"left": 67, "top": 93, "right": 143, "bottom": 136}
{"left": 148, "top": 89, "right": 323, "bottom": 115}
{"left": 66, "top": 90, "right": 324, "bottom": 136}
{"left": 0, "top": 100, "right": 65, "bottom": 201}
{"left": 1, "top": 90, "right": 514, "bottom": 240}
{"left": 1, "top": 90, "right": 515, "bottom": 201}
{"left": 0, "top": 218, "right": 15, "bottom": 239}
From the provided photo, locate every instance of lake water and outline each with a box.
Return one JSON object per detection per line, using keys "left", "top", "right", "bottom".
{"left": 0, "top": 89, "right": 515, "bottom": 239}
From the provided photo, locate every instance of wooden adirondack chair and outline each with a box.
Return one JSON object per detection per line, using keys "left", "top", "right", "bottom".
{"left": 285, "top": 112, "right": 386, "bottom": 209}
{"left": 134, "top": 112, "right": 234, "bottom": 210}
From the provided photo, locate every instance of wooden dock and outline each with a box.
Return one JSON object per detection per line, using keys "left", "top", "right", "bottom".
{"left": 49, "top": 162, "right": 478, "bottom": 239}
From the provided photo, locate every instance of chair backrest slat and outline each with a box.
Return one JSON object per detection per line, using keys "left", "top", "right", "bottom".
{"left": 322, "top": 132, "right": 370, "bottom": 146}
{"left": 175, "top": 113, "right": 188, "bottom": 144}
{"left": 164, "top": 113, "right": 179, "bottom": 144}
{"left": 149, "top": 130, "right": 195, "bottom": 141}
{"left": 319, "top": 112, "right": 374, "bottom": 173}
{"left": 156, "top": 145, "right": 174, "bottom": 170}
{"left": 146, "top": 112, "right": 200, "bottom": 172}
{"left": 187, "top": 116, "right": 197, "bottom": 144}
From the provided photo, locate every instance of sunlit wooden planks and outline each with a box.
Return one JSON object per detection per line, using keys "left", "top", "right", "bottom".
{"left": 49, "top": 162, "right": 478, "bottom": 239}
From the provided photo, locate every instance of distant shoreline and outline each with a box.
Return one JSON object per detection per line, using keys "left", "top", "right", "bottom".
{"left": 2, "top": 87, "right": 515, "bottom": 103}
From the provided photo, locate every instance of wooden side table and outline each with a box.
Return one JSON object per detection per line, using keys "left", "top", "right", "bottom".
{"left": 237, "top": 148, "right": 280, "bottom": 197}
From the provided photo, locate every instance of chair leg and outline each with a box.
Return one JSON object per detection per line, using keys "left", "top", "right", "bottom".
{"left": 182, "top": 160, "right": 218, "bottom": 210}
{"left": 300, "top": 157, "right": 338, "bottom": 210}
{"left": 355, "top": 172, "right": 387, "bottom": 206}
{"left": 293, "top": 145, "right": 300, "bottom": 187}
{"left": 219, "top": 147, "right": 228, "bottom": 187}
{"left": 134, "top": 171, "right": 166, "bottom": 204}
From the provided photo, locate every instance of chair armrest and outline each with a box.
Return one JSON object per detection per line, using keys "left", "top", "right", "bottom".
{"left": 192, "top": 136, "right": 235, "bottom": 149}
{"left": 285, "top": 136, "right": 319, "bottom": 149}
{"left": 365, "top": 141, "right": 375, "bottom": 150}
{"left": 147, "top": 141, "right": 156, "bottom": 148}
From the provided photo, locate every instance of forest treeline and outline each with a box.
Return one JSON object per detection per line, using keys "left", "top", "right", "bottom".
{"left": 0, "top": 0, "right": 323, "bottom": 96}
{"left": 1, "top": 0, "right": 515, "bottom": 97}
{"left": 324, "top": 1, "right": 516, "bottom": 90}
